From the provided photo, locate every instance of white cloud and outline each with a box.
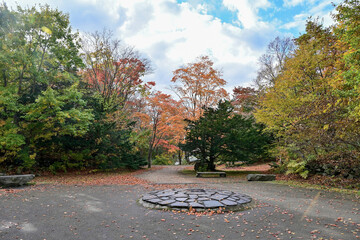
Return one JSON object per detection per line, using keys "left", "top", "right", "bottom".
{"left": 282, "top": 13, "right": 308, "bottom": 30}
{"left": 222, "top": 0, "right": 271, "bottom": 29}
{"left": 281, "top": 0, "right": 339, "bottom": 32}
{"left": 283, "top": 0, "right": 306, "bottom": 7}
{"left": 113, "top": 0, "right": 275, "bottom": 91}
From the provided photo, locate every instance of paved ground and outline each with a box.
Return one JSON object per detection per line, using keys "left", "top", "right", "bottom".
{"left": 1, "top": 166, "right": 359, "bottom": 240}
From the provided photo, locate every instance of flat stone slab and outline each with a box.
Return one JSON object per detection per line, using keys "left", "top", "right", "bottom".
{"left": 0, "top": 174, "right": 35, "bottom": 187}
{"left": 140, "top": 188, "right": 252, "bottom": 212}
{"left": 203, "top": 200, "right": 224, "bottom": 208}
{"left": 247, "top": 174, "right": 276, "bottom": 181}
{"left": 170, "top": 202, "right": 189, "bottom": 208}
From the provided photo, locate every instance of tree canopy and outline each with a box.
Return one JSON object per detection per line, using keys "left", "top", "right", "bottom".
{"left": 181, "top": 101, "right": 272, "bottom": 171}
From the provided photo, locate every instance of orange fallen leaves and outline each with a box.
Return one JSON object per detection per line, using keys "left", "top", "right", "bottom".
{"left": 31, "top": 167, "right": 166, "bottom": 187}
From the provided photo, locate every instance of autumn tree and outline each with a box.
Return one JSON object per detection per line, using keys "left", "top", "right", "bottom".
{"left": 80, "top": 29, "right": 153, "bottom": 114}
{"left": 255, "top": 18, "right": 360, "bottom": 179}
{"left": 171, "top": 56, "right": 229, "bottom": 120}
{"left": 134, "top": 92, "right": 185, "bottom": 168}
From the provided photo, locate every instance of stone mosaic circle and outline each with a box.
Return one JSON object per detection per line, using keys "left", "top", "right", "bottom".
{"left": 140, "top": 188, "right": 252, "bottom": 211}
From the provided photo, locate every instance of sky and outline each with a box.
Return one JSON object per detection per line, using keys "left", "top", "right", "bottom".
{"left": 5, "top": 0, "right": 341, "bottom": 95}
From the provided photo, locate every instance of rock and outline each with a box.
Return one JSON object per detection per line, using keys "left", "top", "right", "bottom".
{"left": 247, "top": 174, "right": 276, "bottom": 181}
{"left": 221, "top": 200, "right": 238, "bottom": 206}
{"left": 211, "top": 194, "right": 228, "bottom": 201}
{"left": 170, "top": 202, "right": 188, "bottom": 208}
{"left": 158, "top": 199, "right": 176, "bottom": 205}
{"left": 175, "top": 197, "right": 188, "bottom": 202}
{"left": 189, "top": 202, "right": 204, "bottom": 208}
{"left": 203, "top": 200, "right": 224, "bottom": 208}
{"left": 0, "top": 174, "right": 35, "bottom": 187}
{"left": 145, "top": 198, "right": 162, "bottom": 204}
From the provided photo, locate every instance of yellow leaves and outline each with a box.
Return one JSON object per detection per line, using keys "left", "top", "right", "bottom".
{"left": 323, "top": 124, "right": 329, "bottom": 130}
{"left": 41, "top": 26, "right": 52, "bottom": 35}
{"left": 95, "top": 138, "right": 102, "bottom": 144}
{"left": 335, "top": 99, "right": 342, "bottom": 106}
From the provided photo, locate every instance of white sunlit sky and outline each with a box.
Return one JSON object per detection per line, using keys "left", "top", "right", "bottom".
{"left": 5, "top": 0, "right": 341, "bottom": 94}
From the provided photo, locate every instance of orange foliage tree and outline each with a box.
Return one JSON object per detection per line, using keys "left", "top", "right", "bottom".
{"left": 133, "top": 92, "right": 186, "bottom": 168}
{"left": 171, "top": 55, "right": 229, "bottom": 120}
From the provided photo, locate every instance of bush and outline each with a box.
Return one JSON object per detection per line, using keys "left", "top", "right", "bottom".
{"left": 306, "top": 152, "right": 360, "bottom": 179}
{"left": 152, "top": 153, "right": 173, "bottom": 165}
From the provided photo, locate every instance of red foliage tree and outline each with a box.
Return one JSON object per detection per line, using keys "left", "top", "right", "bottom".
{"left": 133, "top": 92, "right": 186, "bottom": 168}
{"left": 81, "top": 30, "right": 153, "bottom": 112}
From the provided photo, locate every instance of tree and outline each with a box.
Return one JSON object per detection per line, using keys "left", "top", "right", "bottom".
{"left": 0, "top": 4, "right": 93, "bottom": 170}
{"left": 80, "top": 29, "right": 153, "bottom": 112}
{"left": 171, "top": 55, "right": 229, "bottom": 120}
{"left": 134, "top": 92, "right": 185, "bottom": 168}
{"left": 77, "top": 30, "right": 154, "bottom": 170}
{"left": 232, "top": 86, "right": 258, "bottom": 114}
{"left": 254, "top": 36, "right": 295, "bottom": 92}
{"left": 333, "top": 0, "right": 360, "bottom": 117}
{"left": 254, "top": 19, "right": 360, "bottom": 179}
{"left": 181, "top": 101, "right": 272, "bottom": 171}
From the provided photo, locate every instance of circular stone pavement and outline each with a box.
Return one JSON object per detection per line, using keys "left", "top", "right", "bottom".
{"left": 139, "top": 188, "right": 252, "bottom": 212}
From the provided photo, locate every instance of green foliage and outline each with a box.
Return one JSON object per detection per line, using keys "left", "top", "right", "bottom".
{"left": 286, "top": 160, "right": 309, "bottom": 179}
{"left": 181, "top": 101, "right": 272, "bottom": 171}
{"left": 24, "top": 85, "right": 93, "bottom": 140}
{"left": 152, "top": 153, "right": 173, "bottom": 165}
{"left": 49, "top": 162, "right": 67, "bottom": 174}
{"left": 0, "top": 3, "right": 94, "bottom": 171}
{"left": 334, "top": 0, "right": 360, "bottom": 110}
{"left": 0, "top": 3, "right": 149, "bottom": 173}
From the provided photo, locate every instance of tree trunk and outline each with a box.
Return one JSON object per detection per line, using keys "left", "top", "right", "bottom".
{"left": 178, "top": 150, "right": 182, "bottom": 165}
{"left": 208, "top": 156, "right": 216, "bottom": 171}
{"left": 147, "top": 148, "right": 152, "bottom": 168}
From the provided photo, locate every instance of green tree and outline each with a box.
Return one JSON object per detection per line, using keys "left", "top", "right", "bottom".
{"left": 182, "top": 101, "right": 271, "bottom": 171}
{"left": 0, "top": 4, "right": 93, "bottom": 171}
